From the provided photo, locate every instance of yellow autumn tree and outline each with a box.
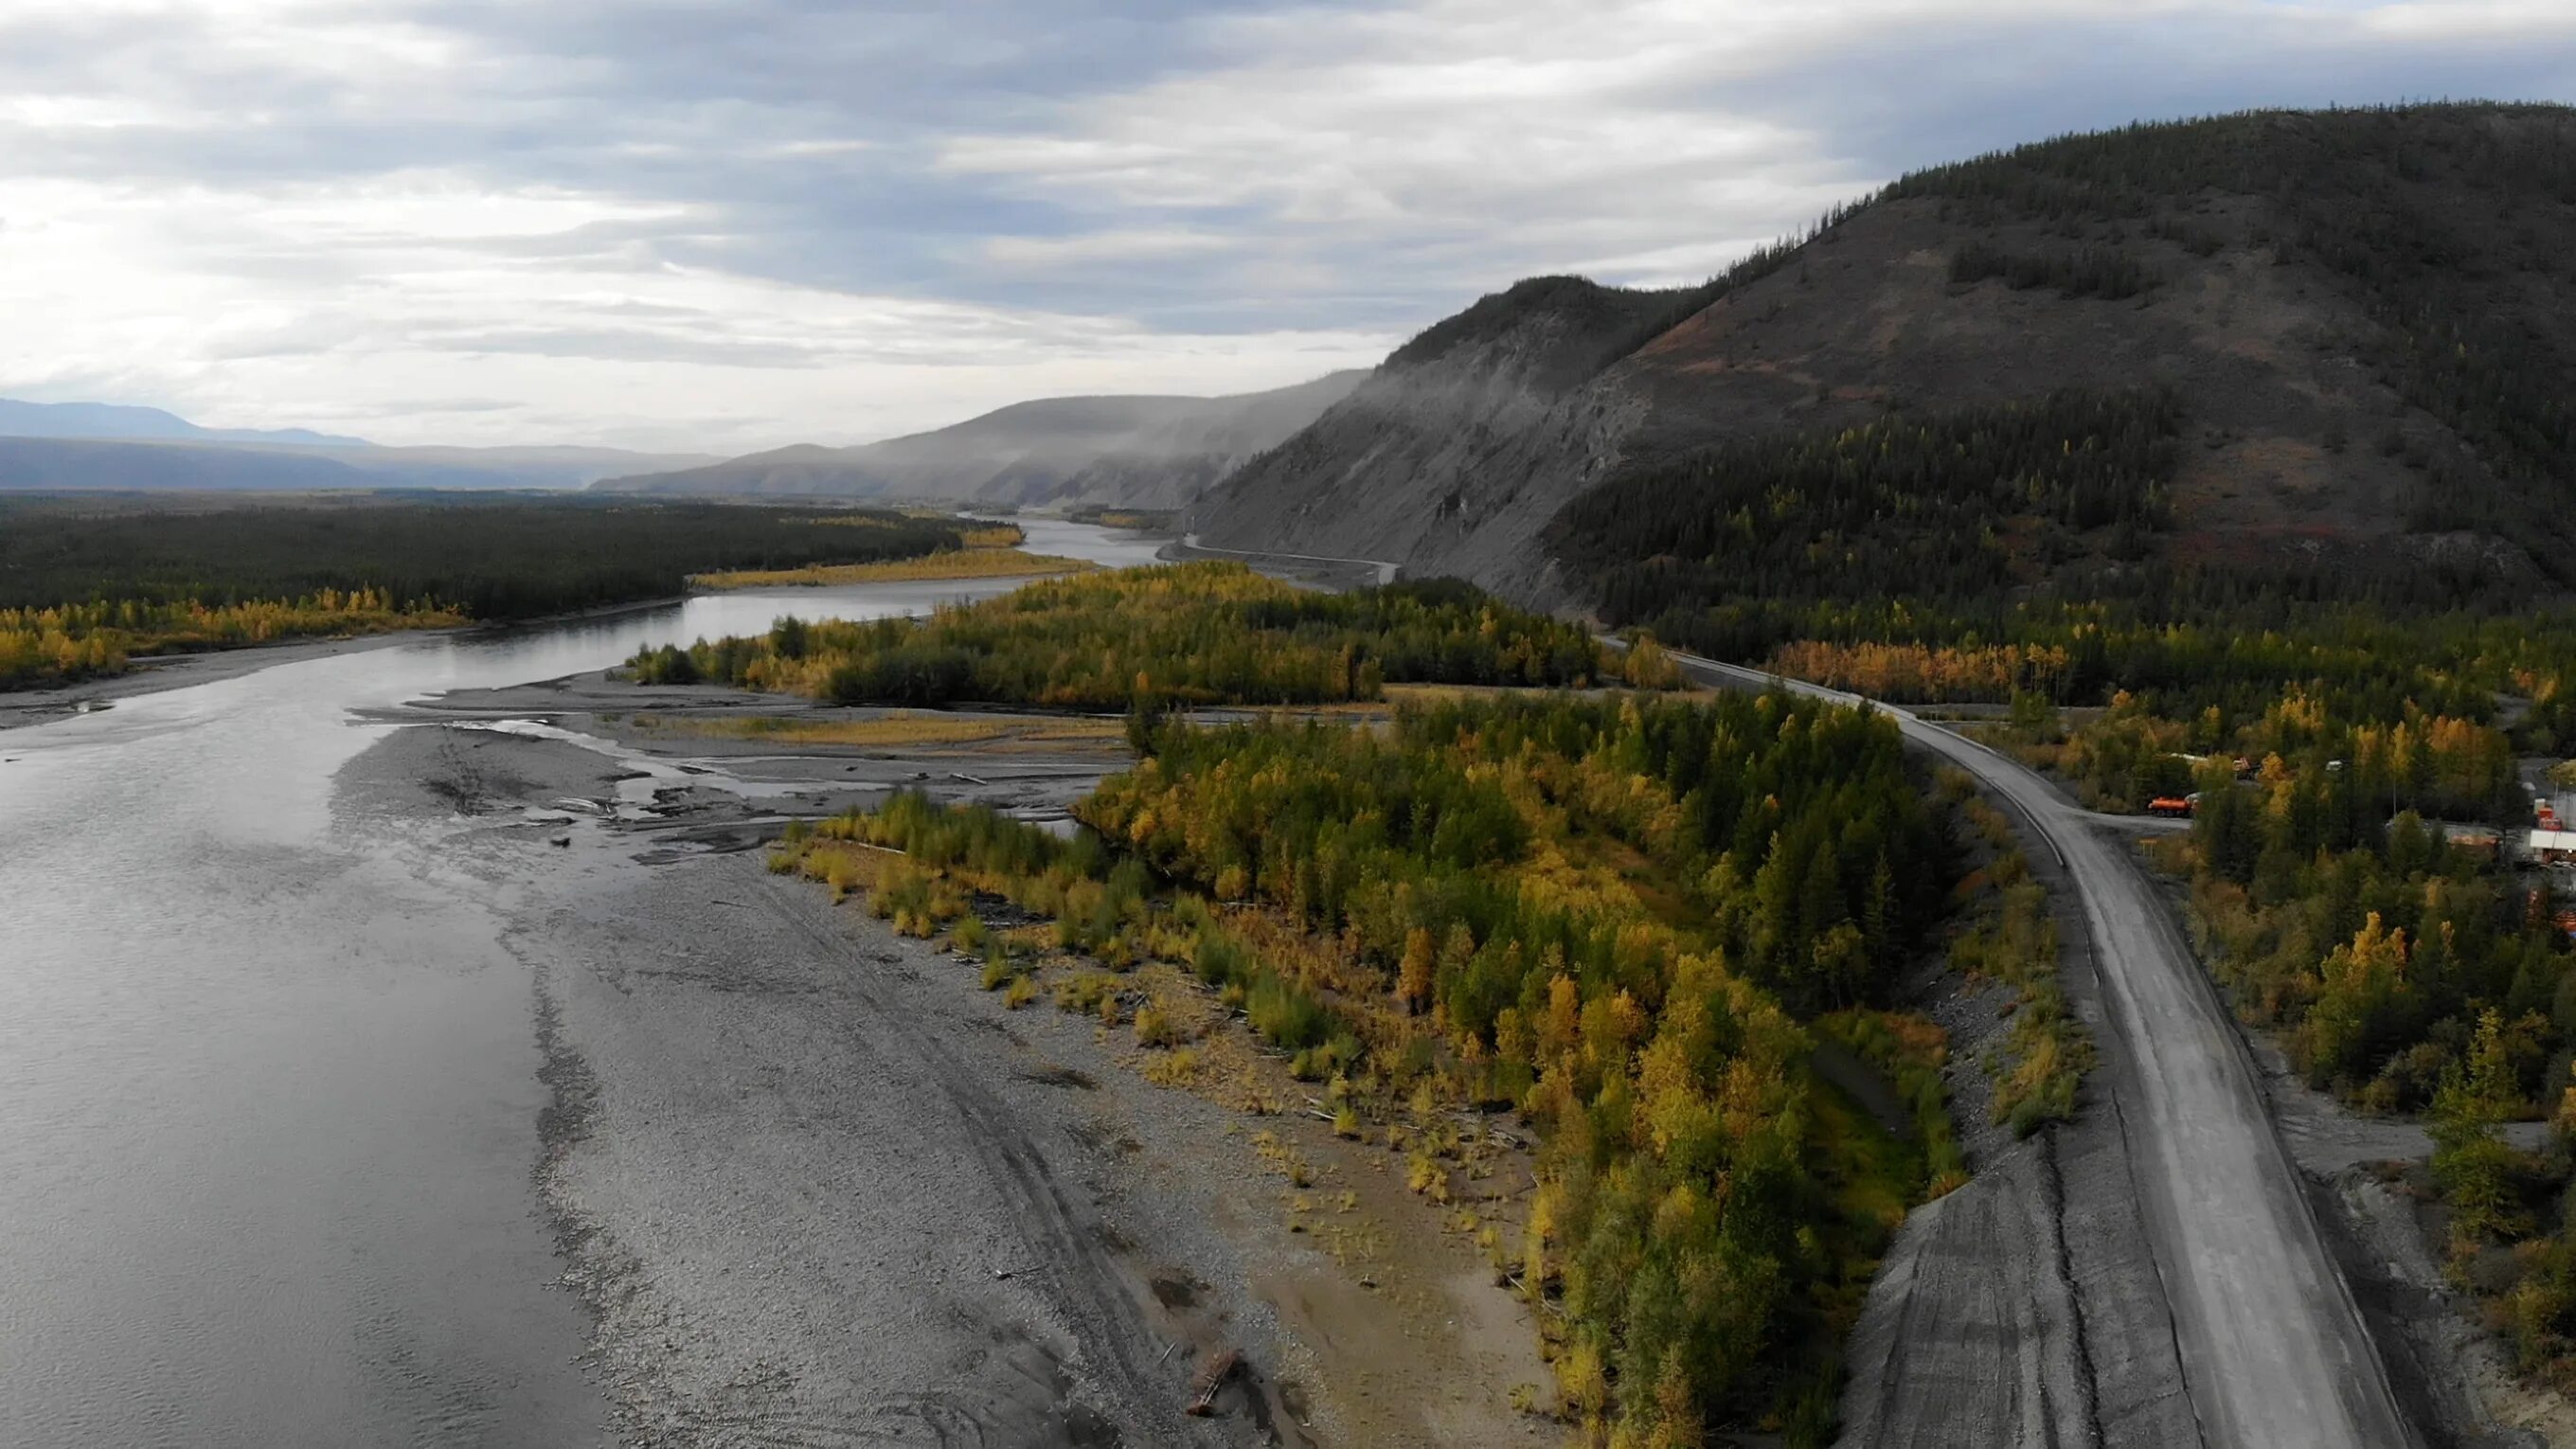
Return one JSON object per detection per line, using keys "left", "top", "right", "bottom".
{"left": 1397, "top": 926, "right": 1436, "bottom": 1014}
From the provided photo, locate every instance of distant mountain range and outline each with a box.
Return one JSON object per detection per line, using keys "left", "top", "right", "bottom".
{"left": 0, "top": 397, "right": 718, "bottom": 492}
{"left": 0, "top": 397, "right": 372, "bottom": 448}
{"left": 598, "top": 371, "right": 1368, "bottom": 509}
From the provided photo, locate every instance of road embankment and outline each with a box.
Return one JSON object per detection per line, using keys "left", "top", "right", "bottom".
{"left": 1669, "top": 654, "right": 2414, "bottom": 1449}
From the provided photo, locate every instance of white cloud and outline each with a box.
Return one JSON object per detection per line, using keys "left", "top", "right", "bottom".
{"left": 983, "top": 227, "right": 1235, "bottom": 267}
{"left": 0, "top": 171, "right": 1386, "bottom": 451}
{"left": 0, "top": 0, "right": 2567, "bottom": 451}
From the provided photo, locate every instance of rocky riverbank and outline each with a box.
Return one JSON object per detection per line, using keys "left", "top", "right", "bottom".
{"left": 349, "top": 706, "right": 1548, "bottom": 1447}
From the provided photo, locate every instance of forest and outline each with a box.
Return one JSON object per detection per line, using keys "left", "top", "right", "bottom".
{"left": 1549, "top": 386, "right": 2183, "bottom": 653}
{"left": 0, "top": 590, "right": 466, "bottom": 689}
{"left": 1946, "top": 241, "right": 2160, "bottom": 299}
{"left": 625, "top": 563, "right": 1655, "bottom": 707}
{"left": 0, "top": 494, "right": 964, "bottom": 689}
{"left": 770, "top": 689, "right": 1990, "bottom": 1443}
{"left": 1887, "top": 102, "right": 2576, "bottom": 572}
{"left": 686, "top": 523, "right": 1090, "bottom": 588}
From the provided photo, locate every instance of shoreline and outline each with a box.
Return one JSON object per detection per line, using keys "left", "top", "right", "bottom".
{"left": 0, "top": 628, "right": 451, "bottom": 733}
{"left": 0, "top": 592, "right": 694, "bottom": 733}
{"left": 0, "top": 564, "right": 1103, "bottom": 735}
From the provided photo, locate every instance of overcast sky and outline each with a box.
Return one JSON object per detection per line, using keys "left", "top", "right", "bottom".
{"left": 1, "top": 1, "right": 2570, "bottom": 453}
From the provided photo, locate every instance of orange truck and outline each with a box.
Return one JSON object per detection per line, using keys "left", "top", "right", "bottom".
{"left": 2149, "top": 795, "right": 2197, "bottom": 818}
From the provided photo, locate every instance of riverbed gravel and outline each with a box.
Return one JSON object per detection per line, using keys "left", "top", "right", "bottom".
{"left": 350, "top": 720, "right": 1547, "bottom": 1447}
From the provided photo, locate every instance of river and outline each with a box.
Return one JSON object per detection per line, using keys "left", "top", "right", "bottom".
{"left": 0, "top": 519, "right": 1169, "bottom": 1449}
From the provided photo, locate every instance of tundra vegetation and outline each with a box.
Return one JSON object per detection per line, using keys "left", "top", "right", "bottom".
{"left": 765, "top": 685, "right": 2064, "bottom": 1444}
{"left": 0, "top": 495, "right": 967, "bottom": 689}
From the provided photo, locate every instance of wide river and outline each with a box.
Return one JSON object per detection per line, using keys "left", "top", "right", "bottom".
{"left": 0, "top": 519, "right": 1169, "bottom": 1448}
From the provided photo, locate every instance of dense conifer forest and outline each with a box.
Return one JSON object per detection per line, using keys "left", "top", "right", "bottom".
{"left": 1551, "top": 387, "right": 2182, "bottom": 652}
{"left": 769, "top": 689, "right": 2011, "bottom": 1443}
{"left": 0, "top": 495, "right": 959, "bottom": 617}
{"left": 0, "top": 495, "right": 962, "bottom": 689}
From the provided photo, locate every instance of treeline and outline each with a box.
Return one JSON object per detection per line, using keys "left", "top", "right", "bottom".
{"left": 0, "top": 495, "right": 969, "bottom": 690}
{"left": 627, "top": 564, "right": 1652, "bottom": 707}
{"left": 2023, "top": 686, "right": 2521, "bottom": 821}
{"left": 0, "top": 495, "right": 962, "bottom": 619}
{"left": 777, "top": 689, "right": 1967, "bottom": 1441}
{"left": 0, "top": 590, "right": 462, "bottom": 689}
{"left": 1762, "top": 603, "right": 2522, "bottom": 716}
{"left": 1550, "top": 387, "right": 2182, "bottom": 639}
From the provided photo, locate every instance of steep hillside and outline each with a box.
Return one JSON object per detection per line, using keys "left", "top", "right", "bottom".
{"left": 602, "top": 371, "right": 1365, "bottom": 509}
{"left": 1191, "top": 103, "right": 2576, "bottom": 619}
{"left": 1185, "top": 277, "right": 1698, "bottom": 600}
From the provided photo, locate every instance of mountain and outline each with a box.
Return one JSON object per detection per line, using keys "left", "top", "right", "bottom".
{"left": 0, "top": 397, "right": 369, "bottom": 448}
{"left": 599, "top": 371, "right": 1368, "bottom": 509}
{"left": 1190, "top": 103, "right": 2576, "bottom": 617}
{"left": 0, "top": 437, "right": 721, "bottom": 493}
{"left": 0, "top": 396, "right": 718, "bottom": 492}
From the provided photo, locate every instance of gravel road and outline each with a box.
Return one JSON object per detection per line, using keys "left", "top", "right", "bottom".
{"left": 1678, "top": 655, "right": 2415, "bottom": 1449}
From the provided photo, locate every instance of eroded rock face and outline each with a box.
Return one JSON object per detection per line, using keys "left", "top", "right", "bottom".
{"left": 1190, "top": 277, "right": 1653, "bottom": 602}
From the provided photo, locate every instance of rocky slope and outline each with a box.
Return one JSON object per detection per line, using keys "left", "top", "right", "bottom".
{"left": 602, "top": 371, "right": 1365, "bottom": 510}
{"left": 1190, "top": 103, "right": 2576, "bottom": 606}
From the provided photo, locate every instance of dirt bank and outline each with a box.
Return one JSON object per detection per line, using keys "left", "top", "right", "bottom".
{"left": 348, "top": 720, "right": 1547, "bottom": 1446}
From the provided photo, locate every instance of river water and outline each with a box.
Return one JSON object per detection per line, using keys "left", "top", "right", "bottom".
{"left": 0, "top": 520, "right": 1168, "bottom": 1448}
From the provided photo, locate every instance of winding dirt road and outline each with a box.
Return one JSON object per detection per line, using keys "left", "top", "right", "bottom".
{"left": 1676, "top": 655, "right": 2413, "bottom": 1449}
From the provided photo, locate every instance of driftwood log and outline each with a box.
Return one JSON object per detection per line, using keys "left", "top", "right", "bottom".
{"left": 1185, "top": 1348, "right": 1241, "bottom": 1416}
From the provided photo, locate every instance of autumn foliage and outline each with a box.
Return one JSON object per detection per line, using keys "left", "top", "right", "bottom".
{"left": 627, "top": 564, "right": 1626, "bottom": 708}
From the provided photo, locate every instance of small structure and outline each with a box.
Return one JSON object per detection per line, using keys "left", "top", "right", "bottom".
{"left": 2526, "top": 829, "right": 2576, "bottom": 866}
{"left": 2443, "top": 825, "right": 2504, "bottom": 861}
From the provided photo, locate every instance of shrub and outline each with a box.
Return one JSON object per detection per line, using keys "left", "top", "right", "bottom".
{"left": 1135, "top": 1004, "right": 1185, "bottom": 1047}
{"left": 1247, "top": 974, "right": 1331, "bottom": 1052}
